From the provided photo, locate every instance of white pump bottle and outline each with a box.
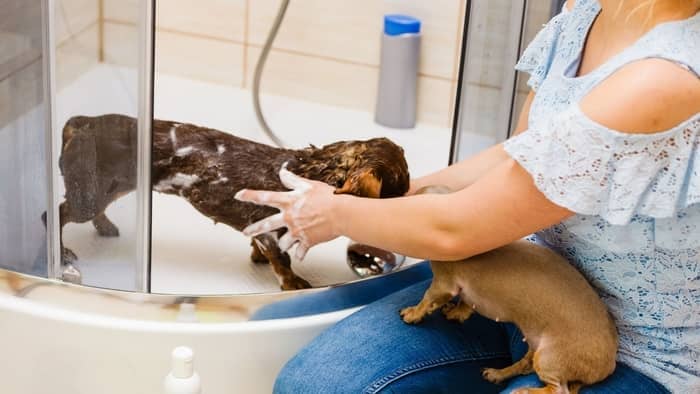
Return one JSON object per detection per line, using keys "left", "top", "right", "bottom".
{"left": 164, "top": 346, "right": 202, "bottom": 394}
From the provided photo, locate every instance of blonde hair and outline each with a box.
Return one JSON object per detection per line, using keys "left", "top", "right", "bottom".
{"left": 615, "top": 0, "right": 700, "bottom": 25}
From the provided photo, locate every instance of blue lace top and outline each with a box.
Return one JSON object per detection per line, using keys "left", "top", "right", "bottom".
{"left": 503, "top": 1, "right": 700, "bottom": 392}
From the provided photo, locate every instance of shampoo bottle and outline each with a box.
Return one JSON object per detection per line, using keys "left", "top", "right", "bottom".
{"left": 164, "top": 346, "right": 202, "bottom": 394}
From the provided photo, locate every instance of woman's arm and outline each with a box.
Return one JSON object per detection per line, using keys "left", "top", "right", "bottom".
{"left": 333, "top": 158, "right": 573, "bottom": 261}
{"left": 236, "top": 151, "right": 572, "bottom": 261}
{"left": 408, "top": 91, "right": 535, "bottom": 194}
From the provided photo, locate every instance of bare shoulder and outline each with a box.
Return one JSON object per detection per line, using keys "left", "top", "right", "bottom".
{"left": 580, "top": 59, "right": 700, "bottom": 134}
{"left": 565, "top": 0, "right": 576, "bottom": 11}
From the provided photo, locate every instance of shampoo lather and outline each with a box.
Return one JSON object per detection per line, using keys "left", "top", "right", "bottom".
{"left": 164, "top": 346, "right": 202, "bottom": 394}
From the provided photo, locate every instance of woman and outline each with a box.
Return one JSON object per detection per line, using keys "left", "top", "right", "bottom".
{"left": 236, "top": 0, "right": 700, "bottom": 392}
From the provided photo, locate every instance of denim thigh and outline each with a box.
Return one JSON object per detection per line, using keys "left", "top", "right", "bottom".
{"left": 274, "top": 279, "right": 512, "bottom": 394}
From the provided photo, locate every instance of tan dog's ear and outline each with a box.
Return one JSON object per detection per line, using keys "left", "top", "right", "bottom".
{"left": 334, "top": 169, "right": 382, "bottom": 198}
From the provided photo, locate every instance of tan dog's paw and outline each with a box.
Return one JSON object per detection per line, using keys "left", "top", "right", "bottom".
{"left": 481, "top": 367, "right": 509, "bottom": 384}
{"left": 400, "top": 306, "right": 425, "bottom": 324}
{"left": 442, "top": 302, "right": 473, "bottom": 323}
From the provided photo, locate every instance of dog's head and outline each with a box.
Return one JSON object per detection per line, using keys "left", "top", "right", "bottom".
{"left": 302, "top": 137, "right": 410, "bottom": 198}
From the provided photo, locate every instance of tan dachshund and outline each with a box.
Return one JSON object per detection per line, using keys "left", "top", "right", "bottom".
{"left": 400, "top": 186, "right": 618, "bottom": 394}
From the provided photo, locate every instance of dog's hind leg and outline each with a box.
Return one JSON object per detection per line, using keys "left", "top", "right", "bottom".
{"left": 249, "top": 239, "right": 269, "bottom": 264}
{"left": 253, "top": 234, "right": 311, "bottom": 290}
{"left": 58, "top": 202, "right": 79, "bottom": 263}
{"left": 92, "top": 212, "right": 120, "bottom": 237}
{"left": 482, "top": 348, "right": 534, "bottom": 384}
{"left": 442, "top": 299, "right": 474, "bottom": 323}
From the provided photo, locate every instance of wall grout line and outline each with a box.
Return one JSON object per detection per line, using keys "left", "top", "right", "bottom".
{"left": 101, "top": 19, "right": 455, "bottom": 83}
{"left": 98, "top": 0, "right": 104, "bottom": 62}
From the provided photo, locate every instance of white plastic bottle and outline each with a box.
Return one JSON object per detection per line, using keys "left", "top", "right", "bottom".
{"left": 164, "top": 346, "right": 202, "bottom": 394}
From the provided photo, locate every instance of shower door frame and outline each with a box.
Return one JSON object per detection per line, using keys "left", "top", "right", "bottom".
{"left": 42, "top": 0, "right": 156, "bottom": 292}
{"left": 449, "top": 0, "right": 531, "bottom": 164}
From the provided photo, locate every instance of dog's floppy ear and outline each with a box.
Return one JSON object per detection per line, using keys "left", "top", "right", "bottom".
{"left": 334, "top": 169, "right": 382, "bottom": 198}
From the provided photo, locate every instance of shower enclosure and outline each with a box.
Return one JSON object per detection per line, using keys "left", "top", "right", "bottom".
{"left": 0, "top": 0, "right": 555, "bottom": 392}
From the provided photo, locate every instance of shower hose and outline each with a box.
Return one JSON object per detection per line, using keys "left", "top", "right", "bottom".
{"left": 252, "top": 0, "right": 291, "bottom": 148}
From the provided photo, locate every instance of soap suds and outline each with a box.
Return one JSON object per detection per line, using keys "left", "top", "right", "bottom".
{"left": 154, "top": 173, "right": 200, "bottom": 194}
{"left": 175, "top": 146, "right": 194, "bottom": 157}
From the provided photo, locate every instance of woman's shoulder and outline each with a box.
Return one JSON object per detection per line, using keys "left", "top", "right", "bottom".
{"left": 580, "top": 58, "right": 700, "bottom": 135}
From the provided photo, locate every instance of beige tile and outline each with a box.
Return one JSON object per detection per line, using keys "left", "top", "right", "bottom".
{"left": 246, "top": 46, "right": 378, "bottom": 111}
{"left": 248, "top": 0, "right": 463, "bottom": 80}
{"left": 102, "top": 22, "right": 139, "bottom": 67}
{"left": 106, "top": 0, "right": 246, "bottom": 42}
{"left": 155, "top": 29, "right": 244, "bottom": 87}
{"left": 56, "top": 0, "right": 100, "bottom": 44}
{"left": 103, "top": 0, "right": 139, "bottom": 24}
{"left": 56, "top": 24, "right": 100, "bottom": 90}
{"left": 156, "top": 0, "right": 246, "bottom": 42}
{"left": 104, "top": 22, "right": 245, "bottom": 87}
{"left": 246, "top": 47, "right": 452, "bottom": 127}
{"left": 417, "top": 76, "right": 453, "bottom": 127}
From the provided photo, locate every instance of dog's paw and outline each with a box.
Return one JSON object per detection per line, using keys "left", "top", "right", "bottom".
{"left": 481, "top": 367, "right": 507, "bottom": 384}
{"left": 62, "top": 247, "right": 78, "bottom": 264}
{"left": 399, "top": 306, "right": 425, "bottom": 324}
{"left": 281, "top": 276, "right": 312, "bottom": 290}
{"left": 442, "top": 303, "right": 473, "bottom": 323}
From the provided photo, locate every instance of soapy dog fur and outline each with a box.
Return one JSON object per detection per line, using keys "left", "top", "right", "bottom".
{"left": 55, "top": 114, "right": 410, "bottom": 289}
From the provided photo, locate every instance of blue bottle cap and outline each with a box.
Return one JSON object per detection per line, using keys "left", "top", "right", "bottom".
{"left": 384, "top": 14, "right": 421, "bottom": 36}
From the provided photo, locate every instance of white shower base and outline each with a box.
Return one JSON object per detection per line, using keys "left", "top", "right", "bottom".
{"left": 57, "top": 64, "right": 452, "bottom": 293}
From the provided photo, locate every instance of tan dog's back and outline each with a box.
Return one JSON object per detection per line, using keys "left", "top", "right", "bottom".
{"left": 433, "top": 241, "right": 617, "bottom": 383}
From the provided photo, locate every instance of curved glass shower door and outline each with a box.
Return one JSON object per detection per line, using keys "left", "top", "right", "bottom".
{"left": 48, "top": 0, "right": 154, "bottom": 291}
{"left": 0, "top": 0, "right": 49, "bottom": 277}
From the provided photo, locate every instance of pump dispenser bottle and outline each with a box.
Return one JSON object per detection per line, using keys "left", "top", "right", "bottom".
{"left": 164, "top": 346, "right": 202, "bottom": 394}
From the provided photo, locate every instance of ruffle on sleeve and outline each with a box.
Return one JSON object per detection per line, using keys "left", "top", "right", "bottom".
{"left": 503, "top": 106, "right": 700, "bottom": 225}
{"left": 514, "top": 9, "right": 569, "bottom": 91}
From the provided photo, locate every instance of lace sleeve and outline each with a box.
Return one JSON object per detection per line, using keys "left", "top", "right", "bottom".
{"left": 503, "top": 106, "right": 700, "bottom": 225}
{"left": 515, "top": 9, "right": 569, "bottom": 91}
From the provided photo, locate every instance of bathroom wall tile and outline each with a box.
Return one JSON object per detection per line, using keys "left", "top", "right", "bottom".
{"left": 246, "top": 47, "right": 453, "bottom": 127}
{"left": 155, "top": 0, "right": 246, "bottom": 42}
{"left": 105, "top": 0, "right": 246, "bottom": 42}
{"left": 417, "top": 76, "right": 454, "bottom": 127}
{"left": 245, "top": 46, "right": 378, "bottom": 112}
{"left": 102, "top": 22, "right": 138, "bottom": 67}
{"left": 103, "top": 22, "right": 245, "bottom": 87}
{"left": 56, "top": 24, "right": 100, "bottom": 90}
{"left": 155, "top": 29, "right": 245, "bottom": 87}
{"left": 103, "top": 0, "right": 139, "bottom": 24}
{"left": 56, "top": 0, "right": 99, "bottom": 44}
{"left": 248, "top": 0, "right": 464, "bottom": 80}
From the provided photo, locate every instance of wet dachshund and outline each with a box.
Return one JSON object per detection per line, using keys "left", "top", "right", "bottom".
{"left": 55, "top": 114, "right": 410, "bottom": 289}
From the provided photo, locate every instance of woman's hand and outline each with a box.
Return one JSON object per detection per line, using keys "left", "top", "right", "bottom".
{"left": 234, "top": 164, "right": 344, "bottom": 260}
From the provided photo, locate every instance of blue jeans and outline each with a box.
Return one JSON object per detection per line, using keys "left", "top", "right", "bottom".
{"left": 274, "top": 279, "right": 670, "bottom": 394}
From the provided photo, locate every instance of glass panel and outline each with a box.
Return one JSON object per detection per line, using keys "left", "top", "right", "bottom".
{"left": 148, "top": 0, "right": 460, "bottom": 294}
{"left": 0, "top": 0, "right": 49, "bottom": 277}
{"left": 53, "top": 0, "right": 145, "bottom": 290}
{"left": 454, "top": 0, "right": 552, "bottom": 160}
